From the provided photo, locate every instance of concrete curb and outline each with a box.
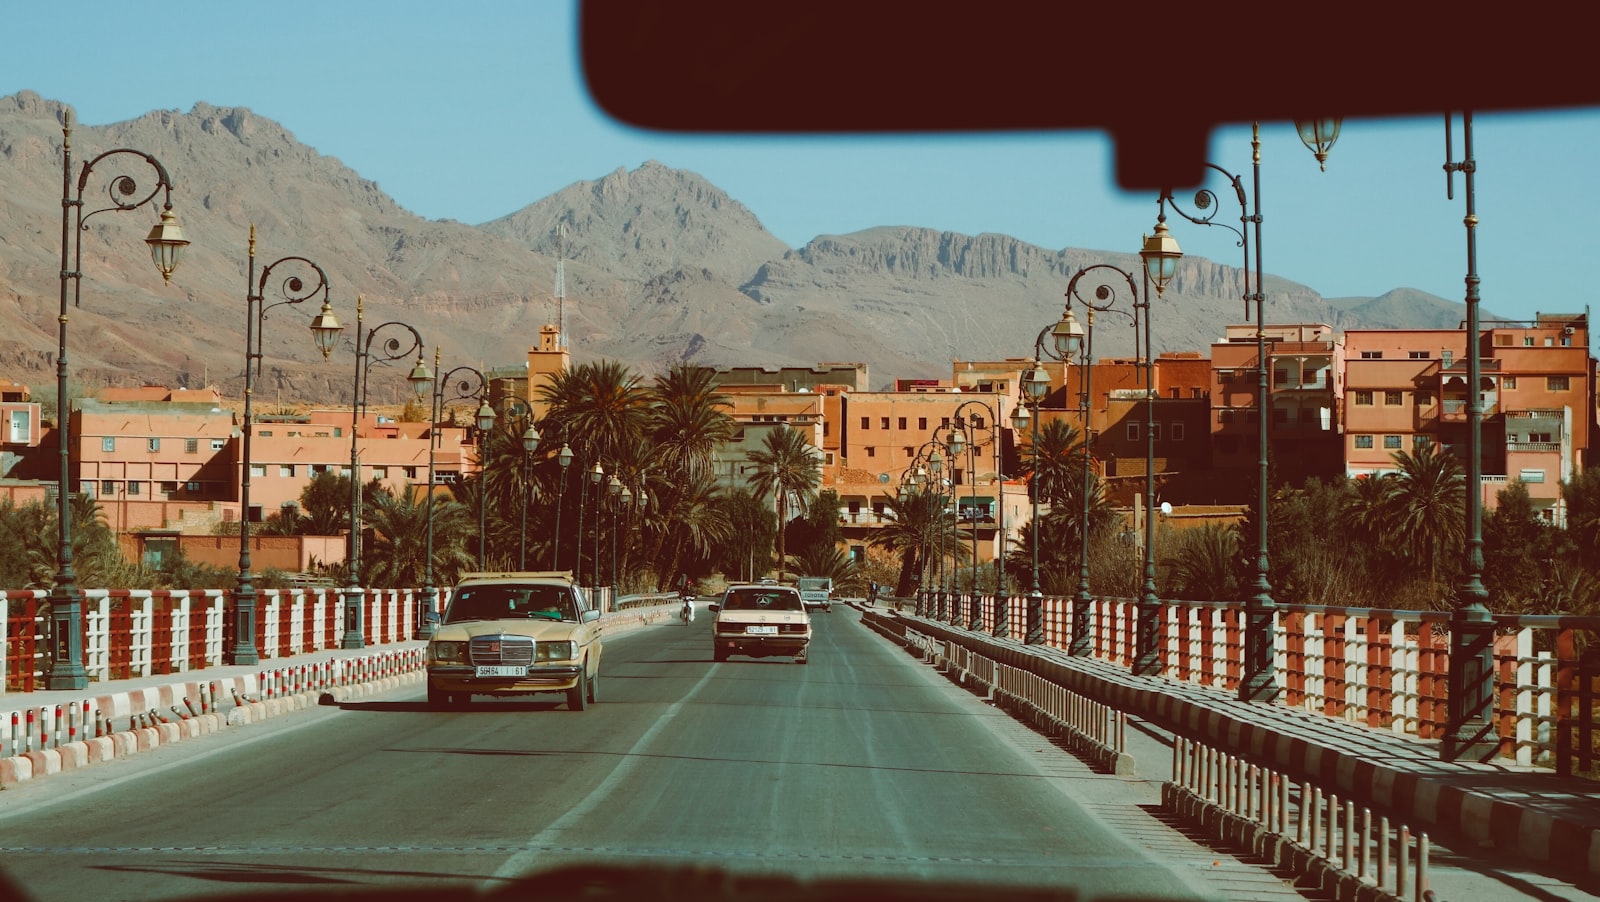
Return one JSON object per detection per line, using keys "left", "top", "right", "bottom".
{"left": 877, "top": 610, "right": 1600, "bottom": 889}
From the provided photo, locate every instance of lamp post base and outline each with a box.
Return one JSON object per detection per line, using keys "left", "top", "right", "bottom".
{"left": 46, "top": 586, "right": 88, "bottom": 690}
{"left": 1442, "top": 605, "right": 1499, "bottom": 762}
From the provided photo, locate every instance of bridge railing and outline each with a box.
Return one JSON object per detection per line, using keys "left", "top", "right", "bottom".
{"left": 0, "top": 587, "right": 431, "bottom": 694}
{"left": 915, "top": 589, "right": 1599, "bottom": 777}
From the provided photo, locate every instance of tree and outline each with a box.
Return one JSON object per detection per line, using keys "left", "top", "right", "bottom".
{"left": 744, "top": 425, "right": 822, "bottom": 581}
{"left": 1381, "top": 441, "right": 1465, "bottom": 605}
{"left": 537, "top": 360, "right": 651, "bottom": 469}
{"left": 871, "top": 486, "right": 963, "bottom": 597}
{"left": 1016, "top": 418, "right": 1084, "bottom": 507}
{"left": 711, "top": 488, "right": 775, "bottom": 583}
{"left": 787, "top": 489, "right": 845, "bottom": 565}
{"left": 1166, "top": 523, "right": 1241, "bottom": 601}
{"left": 1483, "top": 481, "right": 1569, "bottom": 613}
{"left": 790, "top": 543, "right": 860, "bottom": 593}
{"left": 362, "top": 483, "right": 476, "bottom": 587}
{"left": 1561, "top": 468, "right": 1600, "bottom": 569}
{"left": 646, "top": 363, "right": 735, "bottom": 486}
{"left": 299, "top": 471, "right": 353, "bottom": 536}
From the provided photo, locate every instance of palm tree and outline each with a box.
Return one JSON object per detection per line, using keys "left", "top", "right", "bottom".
{"left": 1166, "top": 523, "right": 1241, "bottom": 601}
{"left": 1382, "top": 440, "right": 1465, "bottom": 602}
{"left": 657, "top": 470, "right": 732, "bottom": 585}
{"left": 647, "top": 363, "right": 735, "bottom": 484}
{"left": 537, "top": 360, "right": 651, "bottom": 468}
{"left": 870, "top": 486, "right": 963, "bottom": 596}
{"left": 791, "top": 543, "right": 860, "bottom": 594}
{"left": 363, "top": 483, "right": 477, "bottom": 587}
{"left": 744, "top": 425, "right": 822, "bottom": 582}
{"left": 1016, "top": 418, "right": 1085, "bottom": 507}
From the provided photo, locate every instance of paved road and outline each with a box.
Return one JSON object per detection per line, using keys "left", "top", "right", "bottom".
{"left": 0, "top": 608, "right": 1310, "bottom": 901}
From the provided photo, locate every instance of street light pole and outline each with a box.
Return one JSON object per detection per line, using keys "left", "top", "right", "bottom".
{"left": 421, "top": 360, "right": 488, "bottom": 635}
{"left": 1134, "top": 209, "right": 1184, "bottom": 677}
{"left": 341, "top": 298, "right": 429, "bottom": 650}
{"left": 49, "top": 111, "right": 189, "bottom": 690}
{"left": 946, "top": 399, "right": 1006, "bottom": 634}
{"left": 553, "top": 442, "right": 573, "bottom": 569}
{"left": 520, "top": 420, "right": 539, "bottom": 570}
{"left": 589, "top": 462, "right": 604, "bottom": 588}
{"left": 236, "top": 228, "right": 340, "bottom": 665}
{"left": 1443, "top": 110, "right": 1498, "bottom": 761}
{"left": 1011, "top": 367, "right": 1049, "bottom": 645}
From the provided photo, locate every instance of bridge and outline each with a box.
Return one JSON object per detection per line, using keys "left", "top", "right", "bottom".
{"left": 1, "top": 586, "right": 1596, "bottom": 901}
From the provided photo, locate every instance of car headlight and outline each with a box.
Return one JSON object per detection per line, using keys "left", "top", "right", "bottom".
{"left": 428, "top": 641, "right": 468, "bottom": 664}
{"left": 537, "top": 640, "right": 578, "bottom": 662}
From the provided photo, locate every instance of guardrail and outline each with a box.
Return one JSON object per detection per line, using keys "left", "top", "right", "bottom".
{"left": 1, "top": 588, "right": 429, "bottom": 694}
{"left": 916, "top": 589, "right": 1599, "bottom": 777}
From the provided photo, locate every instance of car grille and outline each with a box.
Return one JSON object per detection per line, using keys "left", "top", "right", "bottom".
{"left": 469, "top": 635, "right": 535, "bottom": 666}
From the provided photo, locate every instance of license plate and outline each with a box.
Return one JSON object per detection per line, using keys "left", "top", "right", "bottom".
{"left": 476, "top": 665, "right": 527, "bottom": 677}
{"left": 745, "top": 625, "right": 778, "bottom": 635}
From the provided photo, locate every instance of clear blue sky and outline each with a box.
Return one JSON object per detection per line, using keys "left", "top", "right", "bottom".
{"left": 8, "top": 1, "right": 1599, "bottom": 347}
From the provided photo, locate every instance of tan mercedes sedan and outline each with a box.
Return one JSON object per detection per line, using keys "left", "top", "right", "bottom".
{"left": 425, "top": 571, "right": 603, "bottom": 709}
{"left": 710, "top": 584, "right": 811, "bottom": 664}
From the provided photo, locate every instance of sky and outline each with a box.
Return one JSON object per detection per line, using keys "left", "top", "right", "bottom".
{"left": 7, "top": 2, "right": 1599, "bottom": 355}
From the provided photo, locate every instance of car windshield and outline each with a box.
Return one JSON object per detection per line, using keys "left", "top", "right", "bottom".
{"left": 721, "top": 589, "right": 803, "bottom": 612}
{"left": 445, "top": 584, "right": 577, "bottom": 623}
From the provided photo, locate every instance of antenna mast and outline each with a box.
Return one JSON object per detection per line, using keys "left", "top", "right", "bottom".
{"left": 555, "top": 222, "right": 567, "bottom": 349}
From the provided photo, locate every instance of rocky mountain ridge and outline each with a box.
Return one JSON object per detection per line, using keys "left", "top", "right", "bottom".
{"left": 0, "top": 91, "right": 1477, "bottom": 404}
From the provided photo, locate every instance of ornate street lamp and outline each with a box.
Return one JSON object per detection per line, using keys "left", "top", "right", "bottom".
{"left": 473, "top": 398, "right": 497, "bottom": 569}
{"left": 1013, "top": 362, "right": 1052, "bottom": 645}
{"left": 589, "top": 462, "right": 605, "bottom": 588}
{"left": 1131, "top": 215, "right": 1184, "bottom": 676}
{"left": 234, "top": 227, "right": 340, "bottom": 665}
{"left": 340, "top": 298, "right": 429, "bottom": 650}
{"left": 945, "top": 399, "right": 1007, "bottom": 635}
{"left": 553, "top": 442, "right": 574, "bottom": 569}
{"left": 609, "top": 474, "right": 625, "bottom": 589}
{"left": 1295, "top": 117, "right": 1343, "bottom": 171}
{"left": 49, "top": 111, "right": 189, "bottom": 690}
{"left": 1059, "top": 266, "right": 1139, "bottom": 658}
{"left": 419, "top": 357, "right": 488, "bottom": 637}
{"left": 520, "top": 420, "right": 540, "bottom": 570}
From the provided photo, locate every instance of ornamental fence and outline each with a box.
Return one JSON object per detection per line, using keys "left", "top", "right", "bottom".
{"left": 917, "top": 589, "right": 1599, "bottom": 778}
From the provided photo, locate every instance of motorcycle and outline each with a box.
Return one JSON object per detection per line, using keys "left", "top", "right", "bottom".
{"left": 679, "top": 593, "right": 695, "bottom": 624}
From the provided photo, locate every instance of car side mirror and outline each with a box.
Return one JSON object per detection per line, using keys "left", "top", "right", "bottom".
{"left": 424, "top": 611, "right": 441, "bottom": 625}
{"left": 708, "top": 602, "right": 720, "bottom": 613}
{"left": 581, "top": 609, "right": 601, "bottom": 623}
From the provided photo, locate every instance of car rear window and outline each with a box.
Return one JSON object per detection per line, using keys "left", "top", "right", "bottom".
{"left": 446, "top": 584, "right": 578, "bottom": 623}
{"left": 722, "top": 589, "right": 804, "bottom": 612}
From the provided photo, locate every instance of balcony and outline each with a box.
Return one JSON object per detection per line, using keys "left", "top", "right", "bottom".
{"left": 1440, "top": 398, "right": 1499, "bottom": 422}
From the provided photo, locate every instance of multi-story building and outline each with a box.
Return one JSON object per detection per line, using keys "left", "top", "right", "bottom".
{"left": 0, "top": 379, "right": 43, "bottom": 479}
{"left": 1341, "top": 313, "right": 1591, "bottom": 523}
{"left": 1209, "top": 324, "right": 1343, "bottom": 495}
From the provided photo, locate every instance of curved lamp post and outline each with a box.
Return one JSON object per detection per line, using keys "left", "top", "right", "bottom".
{"left": 588, "top": 462, "right": 605, "bottom": 588}
{"left": 1011, "top": 362, "right": 1053, "bottom": 644}
{"left": 1061, "top": 265, "right": 1140, "bottom": 657}
{"left": 234, "top": 228, "right": 342, "bottom": 664}
{"left": 1131, "top": 208, "right": 1184, "bottom": 676}
{"left": 49, "top": 112, "right": 190, "bottom": 690}
{"left": 945, "top": 399, "right": 1006, "bottom": 635}
{"left": 904, "top": 440, "right": 948, "bottom": 621}
{"left": 552, "top": 441, "right": 574, "bottom": 569}
{"left": 608, "top": 474, "right": 624, "bottom": 588}
{"left": 491, "top": 398, "right": 538, "bottom": 570}
{"left": 418, "top": 357, "right": 490, "bottom": 637}
{"left": 341, "top": 298, "right": 430, "bottom": 650}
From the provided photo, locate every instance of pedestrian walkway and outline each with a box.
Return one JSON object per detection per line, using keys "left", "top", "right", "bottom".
{"left": 864, "top": 605, "right": 1600, "bottom": 899}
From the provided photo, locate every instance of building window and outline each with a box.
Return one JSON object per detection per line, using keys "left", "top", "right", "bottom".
{"left": 1416, "top": 391, "right": 1434, "bottom": 406}
{"left": 211, "top": 439, "right": 226, "bottom": 451}
{"left": 1524, "top": 336, "right": 1535, "bottom": 347}
{"left": 1548, "top": 376, "right": 1570, "bottom": 391}
{"left": 880, "top": 417, "right": 889, "bottom": 430}
{"left": 1530, "top": 431, "right": 1553, "bottom": 443}
{"left": 160, "top": 481, "right": 178, "bottom": 494}
{"left": 1360, "top": 350, "right": 1383, "bottom": 359}
{"left": 1355, "top": 435, "right": 1374, "bottom": 449}
{"left": 1494, "top": 333, "right": 1513, "bottom": 346}
{"left": 373, "top": 466, "right": 389, "bottom": 479}
{"left": 1502, "top": 376, "right": 1516, "bottom": 390}
{"left": 1218, "top": 409, "right": 1235, "bottom": 424}
{"left": 1151, "top": 423, "right": 1162, "bottom": 442}
{"left": 1354, "top": 391, "right": 1373, "bottom": 406}
{"left": 902, "top": 446, "right": 913, "bottom": 457}
{"left": 404, "top": 466, "right": 418, "bottom": 479}
{"left": 100, "top": 480, "right": 114, "bottom": 495}
{"left": 278, "top": 465, "right": 294, "bottom": 478}
{"left": 860, "top": 416, "right": 870, "bottom": 430}
{"left": 865, "top": 446, "right": 876, "bottom": 458}
{"left": 1408, "top": 351, "right": 1431, "bottom": 359}
{"left": 1384, "top": 435, "right": 1402, "bottom": 449}
{"left": 250, "top": 464, "right": 267, "bottom": 478}
{"left": 128, "top": 481, "right": 142, "bottom": 496}
{"left": 1413, "top": 435, "right": 1430, "bottom": 448}
{"left": 1171, "top": 422, "right": 1185, "bottom": 441}
{"left": 186, "top": 481, "right": 200, "bottom": 492}
{"left": 941, "top": 417, "right": 950, "bottom": 429}
{"left": 102, "top": 436, "right": 115, "bottom": 452}
{"left": 147, "top": 437, "right": 161, "bottom": 452}
{"left": 1126, "top": 423, "right": 1140, "bottom": 441}
{"left": 918, "top": 417, "right": 927, "bottom": 430}
{"left": 185, "top": 438, "right": 199, "bottom": 454}
{"left": 1384, "top": 391, "right": 1403, "bottom": 406}
{"left": 1442, "top": 350, "right": 1453, "bottom": 366}
{"left": 897, "top": 417, "right": 907, "bottom": 430}
{"left": 1520, "top": 469, "right": 1547, "bottom": 484}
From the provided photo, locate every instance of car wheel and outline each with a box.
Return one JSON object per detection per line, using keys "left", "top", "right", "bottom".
{"left": 427, "top": 683, "right": 448, "bottom": 709}
{"left": 586, "top": 665, "right": 599, "bottom": 703}
{"left": 713, "top": 645, "right": 728, "bottom": 663}
{"left": 450, "top": 692, "right": 471, "bottom": 708}
{"left": 568, "top": 665, "right": 589, "bottom": 711}
{"left": 795, "top": 652, "right": 809, "bottom": 665}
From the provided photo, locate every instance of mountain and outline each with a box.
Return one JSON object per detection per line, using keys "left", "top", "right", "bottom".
{"left": 0, "top": 91, "right": 1478, "bottom": 404}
